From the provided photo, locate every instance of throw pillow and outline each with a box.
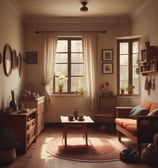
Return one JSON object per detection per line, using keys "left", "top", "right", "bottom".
{"left": 129, "top": 105, "right": 149, "bottom": 118}
{"left": 148, "top": 108, "right": 158, "bottom": 116}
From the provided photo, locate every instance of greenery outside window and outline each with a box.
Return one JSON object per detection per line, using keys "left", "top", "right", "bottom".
{"left": 53, "top": 37, "right": 84, "bottom": 94}
{"left": 117, "top": 38, "right": 140, "bottom": 95}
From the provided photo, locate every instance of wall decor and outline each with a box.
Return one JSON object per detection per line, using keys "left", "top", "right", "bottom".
{"left": 102, "top": 63, "right": 113, "bottom": 74}
{"left": 102, "top": 49, "right": 113, "bottom": 61}
{"left": 18, "top": 53, "right": 23, "bottom": 77}
{"left": 3, "top": 44, "right": 13, "bottom": 77}
{"left": 26, "top": 52, "right": 38, "bottom": 64}
{"left": 12, "top": 49, "right": 17, "bottom": 69}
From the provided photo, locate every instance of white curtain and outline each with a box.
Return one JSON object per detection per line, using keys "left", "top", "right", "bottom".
{"left": 83, "top": 32, "right": 98, "bottom": 111}
{"left": 41, "top": 33, "right": 57, "bottom": 104}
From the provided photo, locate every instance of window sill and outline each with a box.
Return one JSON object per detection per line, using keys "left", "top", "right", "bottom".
{"left": 51, "top": 93, "right": 85, "bottom": 97}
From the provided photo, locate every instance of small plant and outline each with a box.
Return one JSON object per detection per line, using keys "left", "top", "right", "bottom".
{"left": 126, "top": 85, "right": 135, "bottom": 95}
{"left": 120, "top": 86, "right": 125, "bottom": 94}
{"left": 78, "top": 84, "right": 84, "bottom": 94}
{"left": 0, "top": 128, "right": 16, "bottom": 150}
{"left": 57, "top": 73, "right": 67, "bottom": 91}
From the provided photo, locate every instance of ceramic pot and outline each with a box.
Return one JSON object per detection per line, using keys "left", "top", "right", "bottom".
{"left": 0, "top": 148, "right": 16, "bottom": 165}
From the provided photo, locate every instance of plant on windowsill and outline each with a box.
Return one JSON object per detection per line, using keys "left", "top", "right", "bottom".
{"left": 78, "top": 84, "right": 84, "bottom": 95}
{"left": 120, "top": 87, "right": 125, "bottom": 95}
{"left": 58, "top": 73, "right": 67, "bottom": 94}
{"left": 126, "top": 85, "right": 135, "bottom": 95}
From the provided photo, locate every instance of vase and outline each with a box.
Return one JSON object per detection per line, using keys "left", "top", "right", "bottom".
{"left": 59, "top": 89, "right": 63, "bottom": 94}
{"left": 73, "top": 108, "right": 78, "bottom": 120}
{"left": 0, "top": 148, "right": 16, "bottom": 165}
{"left": 9, "top": 90, "right": 17, "bottom": 111}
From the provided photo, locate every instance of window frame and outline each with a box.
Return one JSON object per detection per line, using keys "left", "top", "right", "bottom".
{"left": 53, "top": 36, "right": 84, "bottom": 94}
{"left": 117, "top": 38, "right": 140, "bottom": 96}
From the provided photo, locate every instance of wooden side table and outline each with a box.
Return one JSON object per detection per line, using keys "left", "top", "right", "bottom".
{"left": 94, "top": 95, "right": 117, "bottom": 131}
{"left": 60, "top": 116, "right": 94, "bottom": 147}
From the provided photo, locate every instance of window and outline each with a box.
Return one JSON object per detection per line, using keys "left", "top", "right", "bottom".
{"left": 53, "top": 37, "right": 84, "bottom": 94}
{"left": 117, "top": 38, "right": 140, "bottom": 95}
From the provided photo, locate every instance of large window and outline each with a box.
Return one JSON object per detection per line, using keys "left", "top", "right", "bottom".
{"left": 53, "top": 37, "right": 84, "bottom": 94}
{"left": 117, "top": 38, "right": 140, "bottom": 95}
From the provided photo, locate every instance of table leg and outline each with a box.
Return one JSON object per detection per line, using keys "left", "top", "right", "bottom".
{"left": 83, "top": 124, "right": 88, "bottom": 146}
{"left": 64, "top": 125, "right": 67, "bottom": 148}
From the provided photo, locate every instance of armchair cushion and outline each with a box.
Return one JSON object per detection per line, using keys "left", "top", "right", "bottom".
{"left": 129, "top": 105, "right": 149, "bottom": 118}
{"left": 148, "top": 108, "right": 158, "bottom": 116}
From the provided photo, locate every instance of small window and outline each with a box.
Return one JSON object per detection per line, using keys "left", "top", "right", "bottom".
{"left": 53, "top": 37, "right": 84, "bottom": 94}
{"left": 117, "top": 38, "right": 140, "bottom": 95}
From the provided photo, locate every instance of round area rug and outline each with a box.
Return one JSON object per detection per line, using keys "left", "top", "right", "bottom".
{"left": 47, "top": 137, "right": 124, "bottom": 162}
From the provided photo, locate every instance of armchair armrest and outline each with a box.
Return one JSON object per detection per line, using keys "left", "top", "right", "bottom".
{"left": 137, "top": 116, "right": 158, "bottom": 144}
{"left": 115, "top": 106, "right": 133, "bottom": 118}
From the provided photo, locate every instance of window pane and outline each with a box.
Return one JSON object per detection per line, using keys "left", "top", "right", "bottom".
{"left": 56, "top": 40, "right": 67, "bottom": 52}
{"left": 71, "top": 53, "right": 83, "bottom": 63}
{"left": 71, "top": 77, "right": 84, "bottom": 91}
{"left": 55, "top": 64, "right": 67, "bottom": 76}
{"left": 120, "top": 55, "right": 128, "bottom": 65}
{"left": 56, "top": 53, "right": 67, "bottom": 63}
{"left": 71, "top": 40, "right": 82, "bottom": 52}
{"left": 120, "top": 66, "right": 128, "bottom": 80}
{"left": 132, "top": 41, "right": 139, "bottom": 53}
{"left": 133, "top": 54, "right": 138, "bottom": 65}
{"left": 120, "top": 43, "right": 129, "bottom": 54}
{"left": 71, "top": 64, "right": 84, "bottom": 76}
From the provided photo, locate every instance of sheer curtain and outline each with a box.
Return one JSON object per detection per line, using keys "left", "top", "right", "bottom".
{"left": 41, "top": 33, "right": 57, "bottom": 104}
{"left": 83, "top": 32, "right": 98, "bottom": 111}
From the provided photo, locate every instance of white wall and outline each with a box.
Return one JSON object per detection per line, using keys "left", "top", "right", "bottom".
{"left": 131, "top": 0, "right": 158, "bottom": 102}
{"left": 23, "top": 17, "right": 132, "bottom": 122}
{"left": 0, "top": 1, "right": 24, "bottom": 112}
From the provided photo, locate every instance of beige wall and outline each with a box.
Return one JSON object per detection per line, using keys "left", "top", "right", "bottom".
{"left": 23, "top": 17, "right": 132, "bottom": 122}
{"left": 131, "top": 0, "right": 158, "bottom": 102}
{"left": 1, "top": 0, "right": 158, "bottom": 123}
{"left": 0, "top": 1, "right": 24, "bottom": 112}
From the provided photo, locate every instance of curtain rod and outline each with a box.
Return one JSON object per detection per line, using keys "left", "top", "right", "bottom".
{"left": 35, "top": 30, "right": 107, "bottom": 34}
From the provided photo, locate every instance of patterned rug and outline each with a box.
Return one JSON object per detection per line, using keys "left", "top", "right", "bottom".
{"left": 47, "top": 136, "right": 125, "bottom": 162}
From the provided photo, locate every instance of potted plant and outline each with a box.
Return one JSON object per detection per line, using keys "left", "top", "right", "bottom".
{"left": 126, "top": 85, "right": 135, "bottom": 95}
{"left": 120, "top": 87, "right": 125, "bottom": 95}
{"left": 78, "top": 84, "right": 84, "bottom": 94}
{"left": 0, "top": 128, "right": 17, "bottom": 165}
{"left": 57, "top": 73, "right": 67, "bottom": 94}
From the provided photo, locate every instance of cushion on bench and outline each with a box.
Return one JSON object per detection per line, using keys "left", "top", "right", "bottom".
{"left": 129, "top": 105, "right": 149, "bottom": 118}
{"left": 115, "top": 118, "right": 137, "bottom": 135}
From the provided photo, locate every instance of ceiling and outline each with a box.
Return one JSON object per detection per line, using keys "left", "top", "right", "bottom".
{"left": 10, "top": 0, "right": 149, "bottom": 18}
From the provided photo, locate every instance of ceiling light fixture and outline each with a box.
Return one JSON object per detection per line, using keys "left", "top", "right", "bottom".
{"left": 80, "top": 1, "right": 88, "bottom": 12}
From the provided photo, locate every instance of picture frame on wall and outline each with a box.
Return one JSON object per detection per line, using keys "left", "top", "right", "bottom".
{"left": 25, "top": 52, "right": 38, "bottom": 64}
{"left": 102, "top": 63, "right": 113, "bottom": 74}
{"left": 102, "top": 49, "right": 113, "bottom": 61}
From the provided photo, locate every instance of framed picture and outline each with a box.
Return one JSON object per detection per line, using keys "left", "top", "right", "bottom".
{"left": 25, "top": 52, "right": 38, "bottom": 64}
{"left": 102, "top": 63, "right": 113, "bottom": 74}
{"left": 102, "top": 49, "right": 113, "bottom": 61}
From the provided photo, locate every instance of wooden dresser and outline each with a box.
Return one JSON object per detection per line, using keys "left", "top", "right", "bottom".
{"left": 22, "top": 96, "right": 45, "bottom": 136}
{"left": 0, "top": 108, "right": 37, "bottom": 154}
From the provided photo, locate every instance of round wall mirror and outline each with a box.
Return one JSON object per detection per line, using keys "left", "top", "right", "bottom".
{"left": 3, "top": 44, "right": 13, "bottom": 76}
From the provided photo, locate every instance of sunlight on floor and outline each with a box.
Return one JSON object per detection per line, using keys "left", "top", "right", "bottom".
{"left": 40, "top": 137, "right": 55, "bottom": 159}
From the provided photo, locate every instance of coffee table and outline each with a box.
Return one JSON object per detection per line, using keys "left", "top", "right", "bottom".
{"left": 60, "top": 115, "right": 94, "bottom": 147}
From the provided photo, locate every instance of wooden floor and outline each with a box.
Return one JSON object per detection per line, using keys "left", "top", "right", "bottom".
{"left": 4, "top": 127, "right": 157, "bottom": 168}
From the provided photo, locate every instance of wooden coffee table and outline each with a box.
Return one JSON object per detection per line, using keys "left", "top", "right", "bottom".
{"left": 60, "top": 115, "right": 94, "bottom": 147}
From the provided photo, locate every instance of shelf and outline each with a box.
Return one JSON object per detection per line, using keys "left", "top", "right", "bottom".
{"left": 140, "top": 70, "right": 157, "bottom": 75}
